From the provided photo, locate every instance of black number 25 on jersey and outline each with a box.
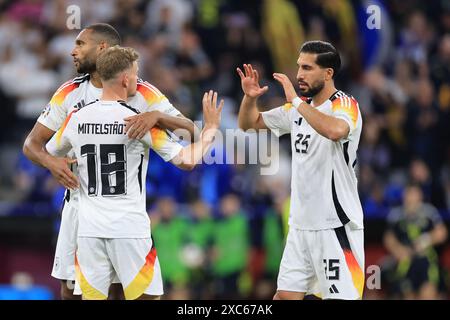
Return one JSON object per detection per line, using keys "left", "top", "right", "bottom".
{"left": 294, "top": 133, "right": 311, "bottom": 154}
{"left": 81, "top": 144, "right": 127, "bottom": 196}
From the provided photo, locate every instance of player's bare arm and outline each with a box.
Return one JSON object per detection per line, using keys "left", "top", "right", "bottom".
{"left": 170, "top": 90, "right": 223, "bottom": 170}
{"left": 23, "top": 122, "right": 79, "bottom": 190}
{"left": 158, "top": 114, "right": 198, "bottom": 142}
{"left": 124, "top": 111, "right": 198, "bottom": 141}
{"left": 236, "top": 64, "right": 269, "bottom": 131}
{"left": 273, "top": 72, "right": 349, "bottom": 141}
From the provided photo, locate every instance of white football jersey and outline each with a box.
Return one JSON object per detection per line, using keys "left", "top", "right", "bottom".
{"left": 37, "top": 75, "right": 181, "bottom": 198}
{"left": 261, "top": 91, "right": 364, "bottom": 230}
{"left": 38, "top": 75, "right": 181, "bottom": 132}
{"left": 46, "top": 100, "right": 183, "bottom": 238}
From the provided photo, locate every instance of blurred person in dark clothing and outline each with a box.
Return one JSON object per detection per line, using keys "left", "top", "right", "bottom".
{"left": 430, "top": 34, "right": 450, "bottom": 168}
{"left": 430, "top": 34, "right": 450, "bottom": 99}
{"left": 383, "top": 184, "right": 448, "bottom": 299}
{"left": 405, "top": 79, "right": 441, "bottom": 171}
{"left": 361, "top": 67, "right": 410, "bottom": 169}
{"left": 409, "top": 158, "right": 446, "bottom": 209}
{"left": 358, "top": 118, "right": 390, "bottom": 175}
{"left": 396, "top": 10, "right": 435, "bottom": 77}
{"left": 175, "top": 27, "right": 213, "bottom": 84}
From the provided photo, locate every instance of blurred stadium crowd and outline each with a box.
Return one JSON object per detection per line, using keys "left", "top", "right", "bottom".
{"left": 1, "top": 0, "right": 450, "bottom": 299}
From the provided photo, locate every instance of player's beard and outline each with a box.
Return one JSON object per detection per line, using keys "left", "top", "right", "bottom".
{"left": 76, "top": 56, "right": 96, "bottom": 74}
{"left": 299, "top": 79, "right": 325, "bottom": 98}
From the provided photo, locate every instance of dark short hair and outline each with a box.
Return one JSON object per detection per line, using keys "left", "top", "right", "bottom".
{"left": 85, "top": 23, "right": 121, "bottom": 46}
{"left": 300, "top": 40, "right": 341, "bottom": 78}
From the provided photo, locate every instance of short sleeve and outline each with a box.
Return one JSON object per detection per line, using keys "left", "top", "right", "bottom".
{"left": 331, "top": 96, "right": 360, "bottom": 140}
{"left": 135, "top": 80, "right": 182, "bottom": 116}
{"left": 150, "top": 97, "right": 182, "bottom": 116}
{"left": 260, "top": 103, "right": 293, "bottom": 137}
{"left": 37, "top": 81, "right": 79, "bottom": 132}
{"left": 149, "top": 127, "right": 183, "bottom": 162}
{"left": 46, "top": 110, "right": 77, "bottom": 157}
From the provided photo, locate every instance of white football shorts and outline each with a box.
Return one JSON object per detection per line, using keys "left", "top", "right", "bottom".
{"left": 51, "top": 194, "right": 78, "bottom": 281}
{"left": 74, "top": 237, "right": 163, "bottom": 300}
{"left": 277, "top": 224, "right": 365, "bottom": 300}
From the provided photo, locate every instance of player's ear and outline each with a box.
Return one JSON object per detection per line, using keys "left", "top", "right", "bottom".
{"left": 121, "top": 72, "right": 129, "bottom": 88}
{"left": 325, "top": 68, "right": 334, "bottom": 81}
{"left": 97, "top": 41, "right": 108, "bottom": 51}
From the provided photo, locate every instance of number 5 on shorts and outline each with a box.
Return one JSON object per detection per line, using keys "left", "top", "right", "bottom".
{"left": 323, "top": 259, "right": 340, "bottom": 280}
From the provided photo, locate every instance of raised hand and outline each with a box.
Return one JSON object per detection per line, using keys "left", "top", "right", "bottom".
{"left": 273, "top": 73, "right": 298, "bottom": 102}
{"left": 236, "top": 64, "right": 268, "bottom": 99}
{"left": 203, "top": 90, "right": 224, "bottom": 129}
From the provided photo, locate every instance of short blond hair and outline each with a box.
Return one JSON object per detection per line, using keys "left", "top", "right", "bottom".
{"left": 96, "top": 45, "right": 139, "bottom": 81}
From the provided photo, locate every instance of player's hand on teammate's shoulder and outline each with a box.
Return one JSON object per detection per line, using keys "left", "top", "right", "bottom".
{"left": 124, "top": 111, "right": 162, "bottom": 140}
{"left": 273, "top": 73, "right": 298, "bottom": 103}
{"left": 236, "top": 63, "right": 269, "bottom": 99}
{"left": 46, "top": 155, "right": 79, "bottom": 190}
{"left": 202, "top": 90, "right": 223, "bottom": 129}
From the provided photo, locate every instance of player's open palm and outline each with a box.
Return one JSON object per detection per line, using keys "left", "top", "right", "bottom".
{"left": 273, "top": 73, "right": 297, "bottom": 102}
{"left": 236, "top": 64, "right": 268, "bottom": 98}
{"left": 203, "top": 90, "right": 223, "bottom": 129}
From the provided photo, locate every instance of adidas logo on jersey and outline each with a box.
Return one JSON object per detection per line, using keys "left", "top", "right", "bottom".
{"left": 73, "top": 99, "right": 86, "bottom": 110}
{"left": 294, "top": 117, "right": 303, "bottom": 126}
{"left": 328, "top": 284, "right": 339, "bottom": 294}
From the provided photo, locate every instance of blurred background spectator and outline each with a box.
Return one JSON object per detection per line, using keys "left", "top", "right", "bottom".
{"left": 211, "top": 193, "right": 249, "bottom": 299}
{"left": 382, "top": 184, "right": 448, "bottom": 299}
{"left": 1, "top": 0, "right": 450, "bottom": 299}
{"left": 150, "top": 196, "right": 191, "bottom": 299}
